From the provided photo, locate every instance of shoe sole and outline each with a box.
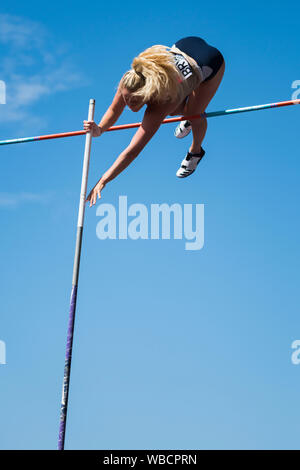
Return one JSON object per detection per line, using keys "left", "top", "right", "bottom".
{"left": 174, "top": 129, "right": 192, "bottom": 139}
{"left": 176, "top": 169, "right": 195, "bottom": 178}
{"left": 174, "top": 122, "right": 192, "bottom": 139}
{"left": 176, "top": 150, "right": 205, "bottom": 178}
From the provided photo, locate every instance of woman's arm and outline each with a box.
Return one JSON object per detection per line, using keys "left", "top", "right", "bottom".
{"left": 103, "top": 105, "right": 168, "bottom": 182}
{"left": 98, "top": 86, "right": 126, "bottom": 132}
{"left": 83, "top": 86, "right": 126, "bottom": 136}
{"left": 87, "top": 104, "right": 171, "bottom": 206}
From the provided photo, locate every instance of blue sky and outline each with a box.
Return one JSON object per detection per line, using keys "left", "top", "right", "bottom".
{"left": 1, "top": 0, "right": 300, "bottom": 450}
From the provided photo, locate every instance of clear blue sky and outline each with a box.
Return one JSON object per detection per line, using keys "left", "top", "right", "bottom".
{"left": 1, "top": 0, "right": 300, "bottom": 450}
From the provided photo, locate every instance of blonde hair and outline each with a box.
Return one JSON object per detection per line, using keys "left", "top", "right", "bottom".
{"left": 119, "top": 45, "right": 180, "bottom": 104}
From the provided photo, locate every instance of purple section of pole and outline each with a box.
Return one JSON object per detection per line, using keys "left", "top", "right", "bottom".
{"left": 58, "top": 284, "right": 78, "bottom": 450}
{"left": 57, "top": 99, "right": 95, "bottom": 450}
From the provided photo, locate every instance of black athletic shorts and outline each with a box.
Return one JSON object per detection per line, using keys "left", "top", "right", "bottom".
{"left": 174, "top": 36, "right": 224, "bottom": 82}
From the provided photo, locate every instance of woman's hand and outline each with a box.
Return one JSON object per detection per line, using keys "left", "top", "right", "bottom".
{"left": 86, "top": 179, "right": 106, "bottom": 207}
{"left": 83, "top": 120, "right": 103, "bottom": 137}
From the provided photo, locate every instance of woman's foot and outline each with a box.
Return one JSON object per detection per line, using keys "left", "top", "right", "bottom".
{"left": 176, "top": 147, "right": 205, "bottom": 178}
{"left": 174, "top": 120, "right": 192, "bottom": 138}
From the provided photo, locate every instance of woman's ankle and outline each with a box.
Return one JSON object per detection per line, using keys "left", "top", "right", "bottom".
{"left": 189, "top": 146, "right": 203, "bottom": 155}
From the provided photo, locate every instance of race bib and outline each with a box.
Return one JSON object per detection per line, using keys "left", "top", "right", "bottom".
{"left": 173, "top": 53, "right": 193, "bottom": 79}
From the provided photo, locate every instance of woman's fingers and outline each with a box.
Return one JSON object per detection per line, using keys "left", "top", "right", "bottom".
{"left": 86, "top": 190, "right": 94, "bottom": 204}
{"left": 83, "top": 120, "right": 102, "bottom": 137}
{"left": 88, "top": 188, "right": 100, "bottom": 207}
{"left": 89, "top": 192, "right": 95, "bottom": 207}
{"left": 86, "top": 181, "right": 105, "bottom": 207}
{"left": 83, "top": 120, "right": 94, "bottom": 130}
{"left": 86, "top": 187, "right": 93, "bottom": 201}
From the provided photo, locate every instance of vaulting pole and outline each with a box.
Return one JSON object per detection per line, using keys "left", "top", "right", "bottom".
{"left": 0, "top": 98, "right": 299, "bottom": 146}
{"left": 58, "top": 99, "right": 95, "bottom": 450}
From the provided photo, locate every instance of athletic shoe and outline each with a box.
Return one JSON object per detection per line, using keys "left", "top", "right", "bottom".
{"left": 176, "top": 148, "right": 205, "bottom": 178}
{"left": 174, "top": 120, "right": 192, "bottom": 139}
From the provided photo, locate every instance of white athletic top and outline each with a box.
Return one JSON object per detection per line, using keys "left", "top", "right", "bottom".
{"left": 167, "top": 44, "right": 205, "bottom": 103}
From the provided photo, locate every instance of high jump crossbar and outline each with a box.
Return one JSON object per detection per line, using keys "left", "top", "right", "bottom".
{"left": 0, "top": 98, "right": 299, "bottom": 147}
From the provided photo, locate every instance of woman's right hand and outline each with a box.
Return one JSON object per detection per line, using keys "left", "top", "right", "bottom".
{"left": 83, "top": 120, "right": 103, "bottom": 137}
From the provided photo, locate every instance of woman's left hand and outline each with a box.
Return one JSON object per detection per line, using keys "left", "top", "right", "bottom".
{"left": 86, "top": 179, "right": 106, "bottom": 207}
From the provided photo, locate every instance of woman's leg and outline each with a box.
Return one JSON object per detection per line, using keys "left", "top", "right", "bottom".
{"left": 183, "top": 60, "right": 225, "bottom": 153}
